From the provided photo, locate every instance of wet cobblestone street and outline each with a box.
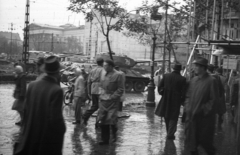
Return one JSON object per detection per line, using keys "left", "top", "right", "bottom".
{"left": 0, "top": 84, "right": 238, "bottom": 155}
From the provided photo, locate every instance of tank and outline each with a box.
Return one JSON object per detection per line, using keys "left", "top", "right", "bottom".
{"left": 96, "top": 53, "right": 150, "bottom": 92}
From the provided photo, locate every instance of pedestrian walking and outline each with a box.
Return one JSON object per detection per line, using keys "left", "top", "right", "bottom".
{"left": 97, "top": 59, "right": 124, "bottom": 145}
{"left": 72, "top": 68, "right": 87, "bottom": 124}
{"left": 208, "top": 65, "right": 226, "bottom": 125}
{"left": 82, "top": 58, "right": 105, "bottom": 127}
{"left": 12, "top": 65, "right": 26, "bottom": 126}
{"left": 155, "top": 63, "right": 186, "bottom": 140}
{"left": 185, "top": 57, "right": 217, "bottom": 155}
{"left": 13, "top": 56, "right": 66, "bottom": 155}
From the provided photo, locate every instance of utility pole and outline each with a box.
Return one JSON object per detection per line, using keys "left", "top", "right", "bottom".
{"left": 22, "top": 0, "right": 30, "bottom": 64}
{"left": 8, "top": 23, "right": 14, "bottom": 60}
{"left": 51, "top": 33, "right": 54, "bottom": 52}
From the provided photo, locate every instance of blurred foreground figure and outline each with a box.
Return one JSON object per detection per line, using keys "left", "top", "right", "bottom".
{"left": 155, "top": 63, "right": 186, "bottom": 140}
{"left": 97, "top": 59, "right": 124, "bottom": 145}
{"left": 185, "top": 57, "right": 217, "bottom": 155}
{"left": 12, "top": 65, "right": 26, "bottom": 126}
{"left": 14, "top": 56, "right": 66, "bottom": 155}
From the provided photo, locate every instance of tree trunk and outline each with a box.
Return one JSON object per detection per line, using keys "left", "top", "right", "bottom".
{"left": 106, "top": 32, "right": 113, "bottom": 60}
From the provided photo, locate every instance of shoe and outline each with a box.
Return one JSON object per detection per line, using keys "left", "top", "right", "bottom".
{"left": 72, "top": 121, "right": 81, "bottom": 124}
{"left": 167, "top": 135, "right": 175, "bottom": 140}
{"left": 15, "top": 121, "right": 22, "bottom": 126}
{"left": 98, "top": 141, "right": 109, "bottom": 145}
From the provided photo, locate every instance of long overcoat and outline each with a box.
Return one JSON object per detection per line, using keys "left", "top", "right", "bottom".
{"left": 14, "top": 75, "right": 66, "bottom": 155}
{"left": 12, "top": 73, "right": 26, "bottom": 112}
{"left": 155, "top": 71, "right": 186, "bottom": 120}
{"left": 97, "top": 70, "right": 124, "bottom": 125}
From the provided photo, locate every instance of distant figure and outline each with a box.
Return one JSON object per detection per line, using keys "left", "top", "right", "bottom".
{"left": 14, "top": 56, "right": 66, "bottom": 155}
{"left": 12, "top": 65, "right": 26, "bottom": 126}
{"left": 82, "top": 58, "right": 105, "bottom": 127}
{"left": 72, "top": 68, "right": 86, "bottom": 124}
{"left": 185, "top": 57, "right": 217, "bottom": 155}
{"left": 155, "top": 63, "right": 186, "bottom": 140}
{"left": 97, "top": 59, "right": 124, "bottom": 145}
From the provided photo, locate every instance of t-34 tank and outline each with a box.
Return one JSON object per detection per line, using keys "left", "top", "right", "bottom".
{"left": 96, "top": 53, "right": 150, "bottom": 92}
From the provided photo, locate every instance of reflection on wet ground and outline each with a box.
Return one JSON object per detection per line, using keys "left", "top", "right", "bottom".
{"left": 0, "top": 84, "right": 237, "bottom": 155}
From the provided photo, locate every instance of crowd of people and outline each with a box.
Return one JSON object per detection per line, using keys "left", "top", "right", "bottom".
{"left": 9, "top": 56, "right": 239, "bottom": 155}
{"left": 155, "top": 57, "right": 239, "bottom": 155}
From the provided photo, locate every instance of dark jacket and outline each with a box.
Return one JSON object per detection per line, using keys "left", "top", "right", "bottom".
{"left": 210, "top": 73, "right": 226, "bottom": 115}
{"left": 14, "top": 75, "right": 66, "bottom": 155}
{"left": 155, "top": 71, "right": 186, "bottom": 119}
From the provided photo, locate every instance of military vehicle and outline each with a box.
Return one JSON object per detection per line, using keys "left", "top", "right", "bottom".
{"left": 95, "top": 53, "right": 150, "bottom": 92}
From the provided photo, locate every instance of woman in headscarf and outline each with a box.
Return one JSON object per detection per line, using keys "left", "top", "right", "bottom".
{"left": 12, "top": 65, "right": 27, "bottom": 126}
{"left": 72, "top": 68, "right": 87, "bottom": 124}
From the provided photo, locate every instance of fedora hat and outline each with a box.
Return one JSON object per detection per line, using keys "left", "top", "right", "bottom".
{"left": 44, "top": 56, "right": 60, "bottom": 74}
{"left": 192, "top": 57, "right": 208, "bottom": 66}
{"left": 172, "top": 63, "right": 182, "bottom": 71}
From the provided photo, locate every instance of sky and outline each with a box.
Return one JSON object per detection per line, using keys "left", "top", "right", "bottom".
{"left": 0, "top": 0, "right": 183, "bottom": 40}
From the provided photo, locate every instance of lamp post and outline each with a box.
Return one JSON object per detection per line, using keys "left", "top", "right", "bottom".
{"left": 145, "top": 8, "right": 162, "bottom": 107}
{"left": 146, "top": 35, "right": 157, "bottom": 107}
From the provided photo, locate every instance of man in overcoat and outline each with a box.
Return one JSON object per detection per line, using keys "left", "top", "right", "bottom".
{"left": 14, "top": 56, "right": 66, "bottom": 155}
{"left": 208, "top": 65, "right": 226, "bottom": 125}
{"left": 97, "top": 59, "right": 124, "bottom": 145}
{"left": 155, "top": 63, "right": 186, "bottom": 140}
{"left": 185, "top": 57, "right": 217, "bottom": 155}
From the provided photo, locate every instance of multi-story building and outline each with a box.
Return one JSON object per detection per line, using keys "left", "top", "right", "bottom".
{"left": 29, "top": 23, "right": 85, "bottom": 54}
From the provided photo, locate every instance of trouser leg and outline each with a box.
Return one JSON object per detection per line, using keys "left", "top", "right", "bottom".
{"left": 167, "top": 119, "right": 178, "bottom": 138}
{"left": 83, "top": 94, "right": 99, "bottom": 121}
{"left": 196, "top": 114, "right": 216, "bottom": 155}
{"left": 164, "top": 117, "right": 169, "bottom": 132}
{"left": 100, "top": 125, "right": 110, "bottom": 142}
{"left": 75, "top": 97, "right": 82, "bottom": 122}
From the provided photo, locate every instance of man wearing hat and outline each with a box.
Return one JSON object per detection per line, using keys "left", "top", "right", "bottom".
{"left": 155, "top": 62, "right": 186, "bottom": 140}
{"left": 82, "top": 57, "right": 105, "bottom": 127}
{"left": 14, "top": 56, "right": 66, "bottom": 155}
{"left": 185, "top": 57, "right": 217, "bottom": 155}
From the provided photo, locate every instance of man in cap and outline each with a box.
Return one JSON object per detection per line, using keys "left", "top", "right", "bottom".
{"left": 185, "top": 57, "right": 217, "bottom": 155}
{"left": 82, "top": 57, "right": 105, "bottom": 127}
{"left": 155, "top": 62, "right": 186, "bottom": 140}
{"left": 14, "top": 56, "right": 66, "bottom": 155}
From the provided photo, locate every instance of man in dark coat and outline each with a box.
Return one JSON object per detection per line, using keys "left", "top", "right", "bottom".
{"left": 185, "top": 57, "right": 217, "bottom": 155}
{"left": 208, "top": 65, "right": 226, "bottom": 125}
{"left": 155, "top": 63, "right": 186, "bottom": 140}
{"left": 14, "top": 56, "right": 66, "bottom": 155}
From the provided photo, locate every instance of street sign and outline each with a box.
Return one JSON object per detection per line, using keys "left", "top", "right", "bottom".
{"left": 223, "top": 59, "right": 238, "bottom": 69}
